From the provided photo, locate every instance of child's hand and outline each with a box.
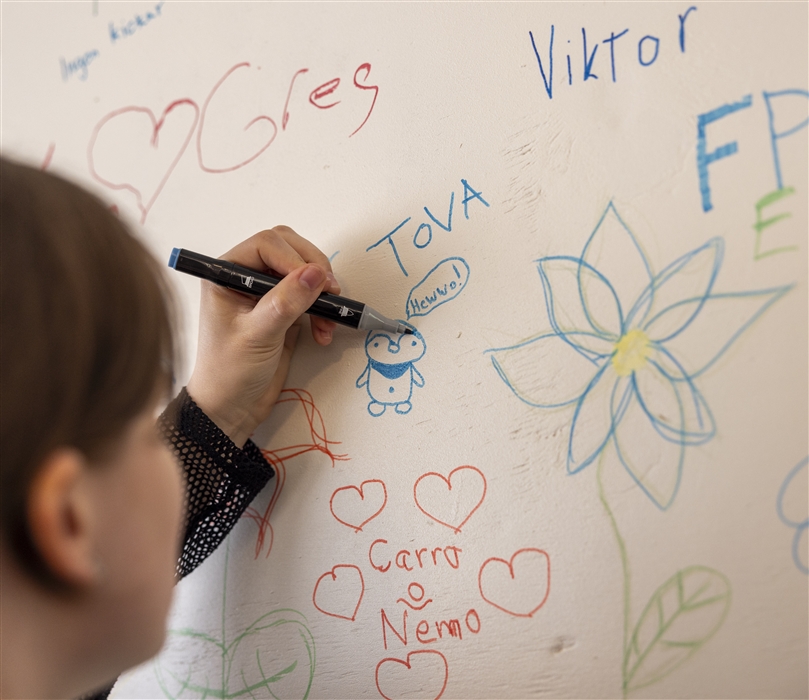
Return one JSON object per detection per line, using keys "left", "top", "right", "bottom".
{"left": 186, "top": 226, "right": 340, "bottom": 447}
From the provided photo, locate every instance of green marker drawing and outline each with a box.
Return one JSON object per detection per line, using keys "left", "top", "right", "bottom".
{"left": 754, "top": 187, "right": 798, "bottom": 260}
{"left": 154, "top": 543, "right": 316, "bottom": 699}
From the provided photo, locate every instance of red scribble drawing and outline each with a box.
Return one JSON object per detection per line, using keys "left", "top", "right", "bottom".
{"left": 375, "top": 650, "right": 448, "bottom": 700}
{"left": 243, "top": 388, "right": 348, "bottom": 558}
{"left": 282, "top": 67, "right": 309, "bottom": 130}
{"left": 40, "top": 143, "right": 55, "bottom": 170}
{"left": 478, "top": 548, "right": 551, "bottom": 618}
{"left": 312, "top": 564, "right": 364, "bottom": 621}
{"left": 87, "top": 98, "right": 200, "bottom": 224}
{"left": 413, "top": 466, "right": 486, "bottom": 534}
{"left": 350, "top": 62, "right": 379, "bottom": 137}
{"left": 330, "top": 479, "right": 387, "bottom": 532}
{"left": 196, "top": 62, "right": 278, "bottom": 173}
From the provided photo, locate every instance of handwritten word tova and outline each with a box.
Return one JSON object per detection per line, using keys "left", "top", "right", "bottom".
{"left": 366, "top": 179, "right": 489, "bottom": 277}
{"left": 60, "top": 49, "right": 99, "bottom": 82}
{"left": 529, "top": 6, "right": 697, "bottom": 99}
{"left": 109, "top": 3, "right": 164, "bottom": 43}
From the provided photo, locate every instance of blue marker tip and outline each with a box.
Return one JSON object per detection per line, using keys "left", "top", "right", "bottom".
{"left": 168, "top": 247, "right": 181, "bottom": 269}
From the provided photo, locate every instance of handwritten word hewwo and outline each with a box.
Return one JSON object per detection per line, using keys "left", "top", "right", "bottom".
{"left": 406, "top": 257, "right": 470, "bottom": 319}
{"left": 109, "top": 3, "right": 164, "bottom": 43}
{"left": 366, "top": 179, "right": 489, "bottom": 278}
{"left": 60, "top": 49, "right": 99, "bottom": 82}
{"left": 529, "top": 6, "right": 697, "bottom": 99}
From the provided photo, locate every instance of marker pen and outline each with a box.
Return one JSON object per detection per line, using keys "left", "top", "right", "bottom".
{"left": 169, "top": 248, "right": 412, "bottom": 335}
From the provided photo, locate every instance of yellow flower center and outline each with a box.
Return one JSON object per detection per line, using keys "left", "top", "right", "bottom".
{"left": 612, "top": 329, "right": 652, "bottom": 377}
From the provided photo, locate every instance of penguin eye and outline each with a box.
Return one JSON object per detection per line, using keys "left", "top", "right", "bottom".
{"left": 373, "top": 342, "right": 379, "bottom": 348}
{"left": 411, "top": 340, "right": 417, "bottom": 346}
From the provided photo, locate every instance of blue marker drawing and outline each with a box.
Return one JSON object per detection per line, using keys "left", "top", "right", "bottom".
{"left": 356, "top": 322, "right": 426, "bottom": 416}
{"left": 777, "top": 457, "right": 809, "bottom": 574}
{"left": 406, "top": 257, "right": 470, "bottom": 319}
{"left": 762, "top": 89, "right": 809, "bottom": 190}
{"left": 485, "top": 201, "right": 792, "bottom": 510}
{"left": 696, "top": 94, "right": 753, "bottom": 212}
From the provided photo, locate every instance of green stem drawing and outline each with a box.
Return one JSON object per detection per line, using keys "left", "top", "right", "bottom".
{"left": 597, "top": 452, "right": 732, "bottom": 698}
{"left": 155, "top": 542, "right": 316, "bottom": 699}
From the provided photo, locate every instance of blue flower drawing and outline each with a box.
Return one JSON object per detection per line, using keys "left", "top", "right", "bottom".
{"left": 486, "top": 202, "right": 792, "bottom": 510}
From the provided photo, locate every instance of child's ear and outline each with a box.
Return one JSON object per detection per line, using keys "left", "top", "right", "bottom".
{"left": 26, "top": 448, "right": 102, "bottom": 587}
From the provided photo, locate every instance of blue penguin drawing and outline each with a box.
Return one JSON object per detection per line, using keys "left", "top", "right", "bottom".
{"left": 356, "top": 324, "right": 426, "bottom": 416}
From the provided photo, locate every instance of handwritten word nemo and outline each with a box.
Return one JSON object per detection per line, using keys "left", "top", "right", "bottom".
{"left": 109, "top": 3, "right": 164, "bottom": 43}
{"left": 369, "top": 539, "right": 462, "bottom": 574}
{"left": 381, "top": 606, "right": 481, "bottom": 649}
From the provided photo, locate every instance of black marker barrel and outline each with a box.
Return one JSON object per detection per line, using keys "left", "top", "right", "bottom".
{"left": 169, "top": 248, "right": 411, "bottom": 335}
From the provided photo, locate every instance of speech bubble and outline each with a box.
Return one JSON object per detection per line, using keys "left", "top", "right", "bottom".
{"left": 406, "top": 257, "right": 470, "bottom": 319}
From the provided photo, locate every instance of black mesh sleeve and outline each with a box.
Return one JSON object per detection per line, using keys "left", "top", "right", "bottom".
{"left": 157, "top": 387, "right": 275, "bottom": 579}
{"left": 78, "top": 389, "right": 275, "bottom": 700}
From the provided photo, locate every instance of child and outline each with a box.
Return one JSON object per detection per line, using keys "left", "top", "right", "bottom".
{"left": 0, "top": 156, "right": 340, "bottom": 698}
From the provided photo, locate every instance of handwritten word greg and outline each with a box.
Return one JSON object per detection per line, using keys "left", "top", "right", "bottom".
{"left": 109, "top": 3, "right": 164, "bottom": 43}
{"left": 60, "top": 49, "right": 99, "bottom": 82}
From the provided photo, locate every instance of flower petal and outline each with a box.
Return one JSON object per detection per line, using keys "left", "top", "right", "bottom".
{"left": 651, "top": 286, "right": 793, "bottom": 379}
{"left": 537, "top": 255, "right": 623, "bottom": 341}
{"left": 612, "top": 383, "right": 685, "bottom": 510}
{"left": 630, "top": 238, "right": 723, "bottom": 338}
{"left": 633, "top": 348, "right": 716, "bottom": 447}
{"left": 486, "top": 332, "right": 607, "bottom": 408}
{"left": 581, "top": 202, "right": 654, "bottom": 329}
{"left": 567, "top": 362, "right": 630, "bottom": 474}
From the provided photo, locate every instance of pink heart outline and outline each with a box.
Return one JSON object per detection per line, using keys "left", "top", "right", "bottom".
{"left": 330, "top": 479, "right": 387, "bottom": 532}
{"left": 312, "top": 564, "right": 364, "bottom": 622}
{"left": 375, "top": 650, "right": 449, "bottom": 700}
{"left": 478, "top": 547, "right": 551, "bottom": 618}
{"left": 87, "top": 98, "right": 200, "bottom": 223}
{"left": 413, "top": 466, "right": 487, "bottom": 534}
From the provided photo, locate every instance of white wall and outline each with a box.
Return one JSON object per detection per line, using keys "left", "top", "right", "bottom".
{"left": 2, "top": 2, "right": 807, "bottom": 698}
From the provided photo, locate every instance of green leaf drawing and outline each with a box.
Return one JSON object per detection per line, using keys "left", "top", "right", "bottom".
{"left": 624, "top": 566, "right": 731, "bottom": 693}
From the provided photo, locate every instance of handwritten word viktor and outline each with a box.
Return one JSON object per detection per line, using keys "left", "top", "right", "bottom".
{"left": 366, "top": 179, "right": 489, "bottom": 277}
{"left": 529, "top": 6, "right": 697, "bottom": 99}
{"left": 696, "top": 88, "right": 807, "bottom": 259}
{"left": 60, "top": 49, "right": 99, "bottom": 82}
{"left": 109, "top": 2, "right": 164, "bottom": 43}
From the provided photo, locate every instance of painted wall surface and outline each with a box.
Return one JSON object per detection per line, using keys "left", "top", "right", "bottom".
{"left": 2, "top": 3, "right": 807, "bottom": 698}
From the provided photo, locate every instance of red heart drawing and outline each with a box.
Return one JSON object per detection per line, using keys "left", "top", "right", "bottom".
{"left": 87, "top": 98, "right": 200, "bottom": 223}
{"left": 478, "top": 548, "right": 551, "bottom": 618}
{"left": 375, "top": 650, "right": 448, "bottom": 700}
{"left": 330, "top": 480, "right": 387, "bottom": 532}
{"left": 413, "top": 466, "right": 487, "bottom": 533}
{"left": 312, "top": 564, "right": 364, "bottom": 621}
